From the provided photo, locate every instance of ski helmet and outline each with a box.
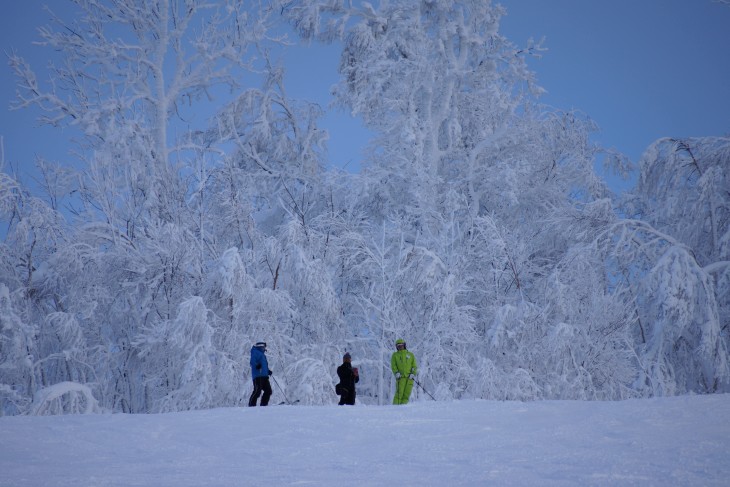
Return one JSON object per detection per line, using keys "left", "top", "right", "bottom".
{"left": 395, "top": 338, "right": 406, "bottom": 349}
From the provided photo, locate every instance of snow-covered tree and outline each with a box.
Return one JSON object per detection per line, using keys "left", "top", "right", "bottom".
{"left": 3, "top": 0, "right": 725, "bottom": 414}
{"left": 0, "top": 283, "right": 37, "bottom": 415}
{"left": 286, "top": 0, "right": 634, "bottom": 401}
{"left": 5, "top": 0, "right": 314, "bottom": 413}
{"left": 612, "top": 137, "right": 730, "bottom": 394}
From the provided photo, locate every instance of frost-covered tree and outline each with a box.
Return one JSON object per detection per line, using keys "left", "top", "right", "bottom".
{"left": 29, "top": 381, "right": 101, "bottom": 415}
{"left": 0, "top": 283, "right": 37, "bottom": 415}
{"left": 0, "top": 169, "right": 88, "bottom": 413}
{"left": 206, "top": 65, "right": 335, "bottom": 340}
{"left": 134, "top": 296, "right": 222, "bottom": 411}
{"left": 289, "top": 0, "right": 543, "bottom": 225}
{"left": 5, "top": 0, "right": 322, "bottom": 413}
{"left": 612, "top": 137, "right": 730, "bottom": 394}
{"left": 633, "top": 138, "right": 730, "bottom": 269}
{"left": 286, "top": 0, "right": 634, "bottom": 401}
{"left": 199, "top": 62, "right": 347, "bottom": 404}
{"left": 3, "top": 0, "right": 725, "bottom": 414}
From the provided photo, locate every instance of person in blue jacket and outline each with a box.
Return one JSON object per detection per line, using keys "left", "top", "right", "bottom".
{"left": 248, "top": 341, "right": 272, "bottom": 407}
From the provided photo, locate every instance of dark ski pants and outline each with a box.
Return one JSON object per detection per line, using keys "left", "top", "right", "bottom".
{"left": 249, "top": 376, "right": 272, "bottom": 406}
{"left": 338, "top": 390, "right": 356, "bottom": 406}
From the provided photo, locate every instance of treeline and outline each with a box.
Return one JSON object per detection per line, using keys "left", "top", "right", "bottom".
{"left": 0, "top": 0, "right": 727, "bottom": 415}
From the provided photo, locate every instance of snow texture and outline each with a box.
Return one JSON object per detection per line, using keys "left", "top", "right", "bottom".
{"left": 1, "top": 394, "right": 729, "bottom": 486}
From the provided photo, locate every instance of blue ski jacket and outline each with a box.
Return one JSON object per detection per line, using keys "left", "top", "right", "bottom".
{"left": 250, "top": 345, "right": 270, "bottom": 379}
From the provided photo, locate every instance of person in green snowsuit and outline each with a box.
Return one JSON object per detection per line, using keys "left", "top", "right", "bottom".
{"left": 391, "top": 338, "right": 418, "bottom": 405}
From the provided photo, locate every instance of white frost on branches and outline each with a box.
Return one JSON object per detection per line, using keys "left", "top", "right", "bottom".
{"left": 1, "top": 1, "right": 728, "bottom": 414}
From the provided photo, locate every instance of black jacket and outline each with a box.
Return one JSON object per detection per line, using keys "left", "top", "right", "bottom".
{"left": 337, "top": 362, "right": 359, "bottom": 399}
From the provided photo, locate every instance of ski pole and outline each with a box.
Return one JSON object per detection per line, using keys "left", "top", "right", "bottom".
{"left": 270, "top": 373, "right": 291, "bottom": 404}
{"left": 413, "top": 378, "right": 436, "bottom": 400}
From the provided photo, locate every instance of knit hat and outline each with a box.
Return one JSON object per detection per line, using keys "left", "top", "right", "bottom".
{"left": 343, "top": 352, "right": 351, "bottom": 361}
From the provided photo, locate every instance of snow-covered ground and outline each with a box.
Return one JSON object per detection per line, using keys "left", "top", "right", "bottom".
{"left": 2, "top": 394, "right": 729, "bottom": 486}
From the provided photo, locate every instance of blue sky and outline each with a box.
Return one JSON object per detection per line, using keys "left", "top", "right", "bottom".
{"left": 2, "top": 0, "right": 729, "bottom": 192}
{"left": 496, "top": 0, "right": 730, "bottom": 187}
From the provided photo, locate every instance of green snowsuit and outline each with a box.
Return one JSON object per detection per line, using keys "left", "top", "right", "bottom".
{"left": 391, "top": 349, "right": 418, "bottom": 405}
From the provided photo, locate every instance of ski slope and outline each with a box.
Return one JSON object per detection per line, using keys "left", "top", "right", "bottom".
{"left": 2, "top": 394, "right": 729, "bottom": 486}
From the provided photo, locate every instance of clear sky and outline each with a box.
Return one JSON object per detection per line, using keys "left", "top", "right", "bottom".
{"left": 497, "top": 0, "right": 730, "bottom": 187}
{"left": 2, "top": 0, "right": 729, "bottom": 192}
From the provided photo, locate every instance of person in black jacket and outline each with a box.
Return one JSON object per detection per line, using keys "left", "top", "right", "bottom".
{"left": 336, "top": 352, "right": 359, "bottom": 405}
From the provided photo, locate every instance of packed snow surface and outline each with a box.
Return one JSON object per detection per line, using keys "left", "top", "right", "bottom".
{"left": 2, "top": 395, "right": 729, "bottom": 486}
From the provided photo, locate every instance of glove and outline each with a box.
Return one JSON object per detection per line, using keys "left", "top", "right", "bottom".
{"left": 395, "top": 372, "right": 402, "bottom": 380}
{"left": 409, "top": 373, "right": 416, "bottom": 380}
{"left": 268, "top": 370, "right": 273, "bottom": 376}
